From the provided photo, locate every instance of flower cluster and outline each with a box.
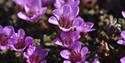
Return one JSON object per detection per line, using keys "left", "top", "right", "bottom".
{"left": 12, "top": 0, "right": 100, "bottom": 63}
{"left": 0, "top": 25, "right": 48, "bottom": 63}
{"left": 48, "top": 0, "right": 97, "bottom": 63}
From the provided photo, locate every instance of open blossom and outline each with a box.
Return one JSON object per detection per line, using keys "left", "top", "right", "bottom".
{"left": 23, "top": 45, "right": 48, "bottom": 63}
{"left": 13, "top": 0, "right": 47, "bottom": 22}
{"left": 120, "top": 57, "right": 125, "bottom": 63}
{"left": 54, "top": 0, "right": 80, "bottom": 8}
{"left": 10, "top": 29, "right": 33, "bottom": 52}
{"left": 117, "top": 30, "right": 125, "bottom": 45}
{"left": 60, "top": 45, "right": 89, "bottom": 63}
{"left": 49, "top": 4, "right": 80, "bottom": 31}
{"left": 53, "top": 31, "right": 81, "bottom": 48}
{"left": 0, "top": 25, "right": 15, "bottom": 50}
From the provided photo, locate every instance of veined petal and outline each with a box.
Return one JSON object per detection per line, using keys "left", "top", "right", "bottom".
{"left": 70, "top": 6, "right": 79, "bottom": 19}
{"left": 62, "top": 4, "right": 72, "bottom": 17}
{"left": 53, "top": 9, "right": 63, "bottom": 20}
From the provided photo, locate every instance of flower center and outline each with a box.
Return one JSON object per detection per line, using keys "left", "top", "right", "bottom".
{"left": 14, "top": 37, "right": 25, "bottom": 49}
{"left": 59, "top": 16, "right": 73, "bottom": 29}
{"left": 30, "top": 54, "right": 41, "bottom": 63}
{"left": 70, "top": 50, "right": 82, "bottom": 62}
{"left": 0, "top": 33, "right": 9, "bottom": 46}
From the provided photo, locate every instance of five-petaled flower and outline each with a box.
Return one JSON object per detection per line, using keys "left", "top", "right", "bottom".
{"left": 53, "top": 31, "right": 81, "bottom": 49}
{"left": 10, "top": 29, "right": 33, "bottom": 52}
{"left": 23, "top": 45, "right": 48, "bottom": 63}
{"left": 13, "top": 0, "right": 47, "bottom": 22}
{"left": 60, "top": 45, "right": 89, "bottom": 63}
{"left": 0, "top": 25, "right": 15, "bottom": 50}
{"left": 49, "top": 4, "right": 80, "bottom": 31}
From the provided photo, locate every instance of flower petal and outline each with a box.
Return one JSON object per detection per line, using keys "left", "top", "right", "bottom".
{"left": 72, "top": 41, "right": 81, "bottom": 51}
{"left": 18, "top": 29, "right": 25, "bottom": 37}
{"left": 70, "top": 6, "right": 79, "bottom": 19}
{"left": 0, "top": 25, "right": 3, "bottom": 31}
{"left": 53, "top": 9, "right": 63, "bottom": 20}
{"left": 3, "top": 26, "right": 14, "bottom": 36}
{"left": 25, "top": 36, "right": 33, "bottom": 46}
{"left": 17, "top": 12, "right": 30, "bottom": 21}
{"left": 62, "top": 4, "right": 71, "bottom": 17}
{"left": 63, "top": 60, "right": 71, "bottom": 63}
{"left": 48, "top": 16, "right": 59, "bottom": 25}
{"left": 121, "top": 30, "right": 125, "bottom": 39}
{"left": 52, "top": 38, "right": 63, "bottom": 46}
{"left": 122, "top": 11, "right": 125, "bottom": 18}
{"left": 60, "top": 50, "right": 71, "bottom": 59}
{"left": 81, "top": 47, "right": 89, "bottom": 58}
{"left": 117, "top": 40, "right": 125, "bottom": 45}
{"left": 73, "top": 17, "right": 84, "bottom": 30}
{"left": 82, "top": 22, "right": 95, "bottom": 32}
{"left": 54, "top": 0, "right": 65, "bottom": 8}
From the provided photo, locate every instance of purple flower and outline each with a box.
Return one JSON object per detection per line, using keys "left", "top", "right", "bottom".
{"left": 54, "top": 0, "right": 80, "bottom": 8}
{"left": 10, "top": 29, "right": 33, "bottom": 52}
{"left": 0, "top": 25, "right": 15, "bottom": 50}
{"left": 73, "top": 17, "right": 95, "bottom": 33}
{"left": 93, "top": 58, "right": 100, "bottom": 63}
{"left": 53, "top": 31, "right": 81, "bottom": 48}
{"left": 60, "top": 45, "right": 89, "bottom": 63}
{"left": 120, "top": 57, "right": 125, "bottom": 63}
{"left": 14, "top": 0, "right": 47, "bottom": 22}
{"left": 49, "top": 4, "right": 80, "bottom": 31}
{"left": 117, "top": 30, "right": 125, "bottom": 45}
{"left": 23, "top": 45, "right": 48, "bottom": 63}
